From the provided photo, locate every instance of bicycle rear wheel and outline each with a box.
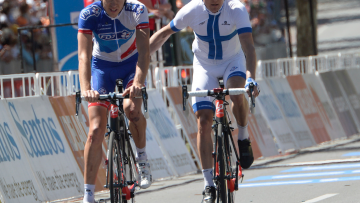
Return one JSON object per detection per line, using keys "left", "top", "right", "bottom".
{"left": 108, "top": 131, "right": 123, "bottom": 203}
{"left": 217, "top": 124, "right": 227, "bottom": 203}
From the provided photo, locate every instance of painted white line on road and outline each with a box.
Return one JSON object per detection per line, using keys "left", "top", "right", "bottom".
{"left": 303, "top": 193, "right": 338, "bottom": 203}
{"left": 282, "top": 163, "right": 360, "bottom": 172}
{"left": 239, "top": 176, "right": 360, "bottom": 188}
{"left": 247, "top": 170, "right": 359, "bottom": 181}
{"left": 252, "top": 158, "right": 360, "bottom": 170}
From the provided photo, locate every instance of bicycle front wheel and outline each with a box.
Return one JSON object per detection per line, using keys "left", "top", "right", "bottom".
{"left": 122, "top": 129, "right": 138, "bottom": 203}
{"left": 108, "top": 131, "right": 123, "bottom": 203}
{"left": 217, "top": 124, "right": 227, "bottom": 203}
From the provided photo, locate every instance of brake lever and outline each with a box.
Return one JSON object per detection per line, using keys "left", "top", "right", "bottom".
{"left": 182, "top": 85, "right": 189, "bottom": 111}
{"left": 142, "top": 87, "right": 149, "bottom": 119}
{"left": 75, "top": 91, "right": 83, "bottom": 122}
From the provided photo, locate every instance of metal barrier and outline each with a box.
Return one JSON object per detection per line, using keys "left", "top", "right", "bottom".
{"left": 0, "top": 69, "right": 154, "bottom": 99}
{"left": 256, "top": 52, "right": 360, "bottom": 79}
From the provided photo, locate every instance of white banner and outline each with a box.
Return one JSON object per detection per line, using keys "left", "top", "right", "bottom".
{"left": 0, "top": 96, "right": 84, "bottom": 202}
{"left": 267, "top": 78, "right": 316, "bottom": 148}
{"left": 257, "top": 80, "right": 298, "bottom": 152}
{"left": 143, "top": 125, "right": 176, "bottom": 179}
{"left": 0, "top": 101, "right": 45, "bottom": 203}
{"left": 250, "top": 109, "right": 279, "bottom": 157}
{"left": 147, "top": 90, "right": 197, "bottom": 176}
{"left": 302, "top": 74, "right": 346, "bottom": 140}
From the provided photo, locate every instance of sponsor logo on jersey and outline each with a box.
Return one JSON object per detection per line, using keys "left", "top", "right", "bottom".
{"left": 222, "top": 21, "right": 230, "bottom": 25}
{"left": 98, "top": 87, "right": 107, "bottom": 94}
{"left": 98, "top": 30, "right": 133, "bottom": 40}
{"left": 199, "top": 21, "right": 206, "bottom": 25}
{"left": 125, "top": 3, "right": 145, "bottom": 14}
{"left": 80, "top": 5, "right": 101, "bottom": 20}
{"left": 230, "top": 66, "right": 238, "bottom": 71}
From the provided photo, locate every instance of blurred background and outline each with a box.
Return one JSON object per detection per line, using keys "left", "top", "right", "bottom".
{"left": 0, "top": 0, "right": 359, "bottom": 74}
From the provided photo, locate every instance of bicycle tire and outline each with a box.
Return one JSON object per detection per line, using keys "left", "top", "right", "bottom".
{"left": 121, "top": 124, "right": 138, "bottom": 203}
{"left": 225, "top": 134, "right": 235, "bottom": 203}
{"left": 217, "top": 124, "right": 227, "bottom": 203}
{"left": 108, "top": 131, "right": 123, "bottom": 203}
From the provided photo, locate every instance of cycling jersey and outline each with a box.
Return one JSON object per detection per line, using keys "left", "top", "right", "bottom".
{"left": 169, "top": 0, "right": 252, "bottom": 65}
{"left": 78, "top": 1, "right": 149, "bottom": 62}
{"left": 78, "top": 1, "right": 149, "bottom": 108}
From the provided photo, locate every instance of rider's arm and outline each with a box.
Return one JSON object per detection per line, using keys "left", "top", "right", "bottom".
{"left": 78, "top": 32, "right": 93, "bottom": 92}
{"left": 239, "top": 33, "right": 256, "bottom": 80}
{"left": 149, "top": 24, "right": 175, "bottom": 55}
{"left": 134, "top": 27, "right": 151, "bottom": 87}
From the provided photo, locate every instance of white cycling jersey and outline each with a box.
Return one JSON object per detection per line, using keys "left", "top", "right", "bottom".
{"left": 170, "top": 0, "right": 252, "bottom": 65}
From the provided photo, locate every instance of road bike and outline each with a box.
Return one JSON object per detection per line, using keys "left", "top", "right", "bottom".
{"left": 182, "top": 80, "right": 255, "bottom": 203}
{"left": 76, "top": 79, "right": 149, "bottom": 203}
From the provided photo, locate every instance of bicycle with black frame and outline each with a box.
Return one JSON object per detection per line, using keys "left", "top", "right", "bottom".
{"left": 75, "top": 79, "right": 149, "bottom": 203}
{"left": 182, "top": 80, "right": 256, "bottom": 203}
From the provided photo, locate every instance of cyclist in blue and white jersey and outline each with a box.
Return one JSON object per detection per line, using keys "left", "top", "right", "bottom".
{"left": 78, "top": 0, "right": 152, "bottom": 202}
{"left": 149, "top": 0, "right": 260, "bottom": 201}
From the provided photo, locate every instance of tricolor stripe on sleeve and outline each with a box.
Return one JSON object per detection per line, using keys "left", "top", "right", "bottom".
{"left": 136, "top": 23, "right": 149, "bottom": 29}
{"left": 78, "top": 29, "right": 92, "bottom": 35}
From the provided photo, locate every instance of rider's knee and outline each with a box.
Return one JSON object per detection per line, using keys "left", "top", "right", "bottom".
{"left": 230, "top": 94, "right": 245, "bottom": 105}
{"left": 88, "top": 125, "right": 105, "bottom": 145}
{"left": 124, "top": 103, "right": 142, "bottom": 122}
{"left": 197, "top": 111, "right": 213, "bottom": 129}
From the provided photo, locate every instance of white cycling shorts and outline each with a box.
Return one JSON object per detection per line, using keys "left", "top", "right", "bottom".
{"left": 191, "top": 54, "right": 246, "bottom": 113}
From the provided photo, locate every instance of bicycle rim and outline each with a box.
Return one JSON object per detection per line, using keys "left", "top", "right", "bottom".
{"left": 123, "top": 132, "right": 138, "bottom": 203}
{"left": 217, "top": 124, "right": 227, "bottom": 203}
{"left": 108, "top": 132, "right": 123, "bottom": 203}
{"left": 225, "top": 126, "right": 236, "bottom": 203}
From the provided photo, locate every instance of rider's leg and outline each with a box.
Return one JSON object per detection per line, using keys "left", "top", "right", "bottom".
{"left": 226, "top": 76, "right": 254, "bottom": 169}
{"left": 123, "top": 98, "right": 146, "bottom": 159}
{"left": 84, "top": 105, "right": 108, "bottom": 203}
{"left": 195, "top": 109, "right": 215, "bottom": 189}
{"left": 123, "top": 98, "right": 152, "bottom": 189}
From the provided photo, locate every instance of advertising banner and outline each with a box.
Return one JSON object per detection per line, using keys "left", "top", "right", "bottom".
{"left": 319, "top": 71, "right": 358, "bottom": 136}
{"left": 52, "top": 0, "right": 84, "bottom": 71}
{"left": 0, "top": 96, "right": 84, "bottom": 202}
{"left": 48, "top": 96, "right": 108, "bottom": 192}
{"left": 143, "top": 125, "right": 176, "bottom": 179}
{"left": 164, "top": 87, "right": 200, "bottom": 161}
{"left": 147, "top": 90, "right": 197, "bottom": 176}
{"left": 256, "top": 80, "right": 298, "bottom": 152}
{"left": 302, "top": 74, "right": 346, "bottom": 140}
{"left": 267, "top": 78, "right": 316, "bottom": 148}
{"left": 333, "top": 70, "right": 360, "bottom": 129}
{"left": 0, "top": 101, "right": 45, "bottom": 203}
{"left": 248, "top": 110, "right": 279, "bottom": 157}
{"left": 287, "top": 75, "right": 331, "bottom": 144}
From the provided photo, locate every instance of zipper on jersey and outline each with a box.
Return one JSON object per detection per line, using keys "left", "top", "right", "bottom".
{"left": 212, "top": 15, "right": 217, "bottom": 65}
{"left": 113, "top": 19, "right": 121, "bottom": 62}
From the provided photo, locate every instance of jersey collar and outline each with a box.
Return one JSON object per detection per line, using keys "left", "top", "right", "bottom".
{"left": 202, "top": 0, "right": 224, "bottom": 15}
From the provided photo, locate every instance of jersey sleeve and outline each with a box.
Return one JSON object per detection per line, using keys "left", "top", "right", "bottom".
{"left": 78, "top": 5, "right": 101, "bottom": 34}
{"left": 169, "top": 3, "right": 192, "bottom": 32}
{"left": 133, "top": 4, "right": 149, "bottom": 29}
{"left": 233, "top": 4, "right": 252, "bottom": 34}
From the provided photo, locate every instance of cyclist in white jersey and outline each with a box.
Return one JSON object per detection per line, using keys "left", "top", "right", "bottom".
{"left": 78, "top": 0, "right": 152, "bottom": 202}
{"left": 149, "top": 0, "right": 260, "bottom": 202}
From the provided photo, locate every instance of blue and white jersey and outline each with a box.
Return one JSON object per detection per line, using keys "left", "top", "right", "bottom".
{"left": 78, "top": 1, "right": 149, "bottom": 63}
{"left": 170, "top": 0, "right": 251, "bottom": 65}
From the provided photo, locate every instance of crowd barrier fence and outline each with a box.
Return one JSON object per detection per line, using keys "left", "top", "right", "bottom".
{"left": 1, "top": 51, "right": 360, "bottom": 202}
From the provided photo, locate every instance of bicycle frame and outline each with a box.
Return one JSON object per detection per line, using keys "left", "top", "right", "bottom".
{"left": 182, "top": 85, "right": 254, "bottom": 203}
{"left": 212, "top": 89, "right": 241, "bottom": 192}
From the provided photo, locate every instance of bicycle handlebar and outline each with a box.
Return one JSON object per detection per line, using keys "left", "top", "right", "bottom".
{"left": 182, "top": 84, "right": 256, "bottom": 113}
{"left": 75, "top": 87, "right": 149, "bottom": 119}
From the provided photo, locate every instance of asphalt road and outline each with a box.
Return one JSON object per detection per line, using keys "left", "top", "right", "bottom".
{"left": 58, "top": 137, "right": 360, "bottom": 203}
{"left": 133, "top": 139, "right": 360, "bottom": 203}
